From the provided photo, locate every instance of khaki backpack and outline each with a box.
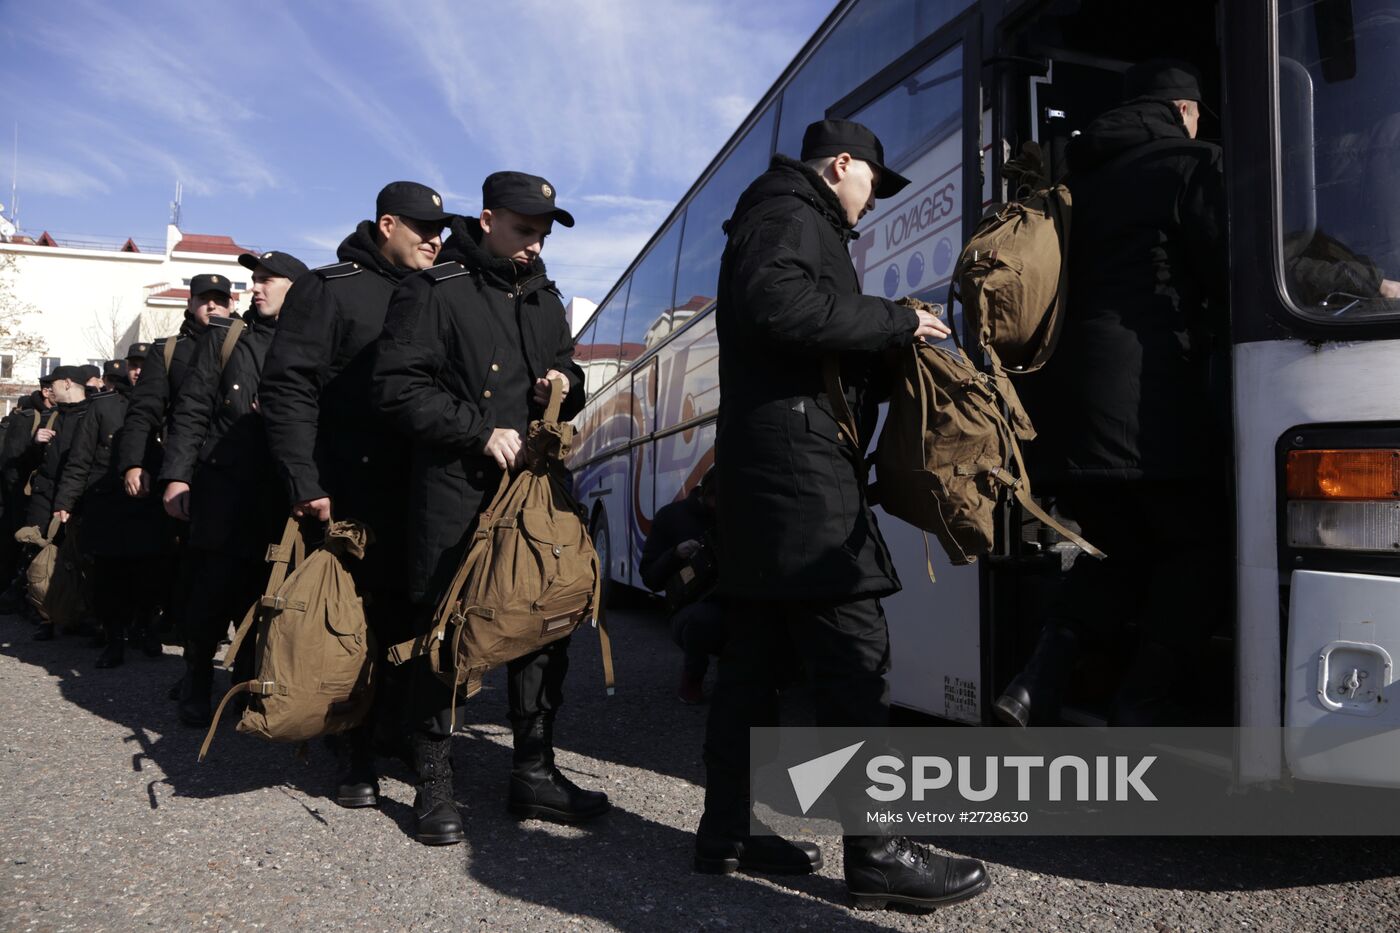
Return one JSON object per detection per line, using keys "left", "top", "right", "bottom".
{"left": 17, "top": 517, "right": 61, "bottom": 617}
{"left": 953, "top": 183, "right": 1071, "bottom": 375}
{"left": 859, "top": 337, "right": 1102, "bottom": 568}
{"left": 388, "top": 378, "right": 613, "bottom": 723}
{"left": 44, "top": 517, "right": 90, "bottom": 632}
{"left": 199, "top": 518, "right": 376, "bottom": 760}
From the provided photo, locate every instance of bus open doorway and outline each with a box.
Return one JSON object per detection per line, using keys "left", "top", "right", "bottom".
{"left": 978, "top": 0, "right": 1234, "bottom": 730}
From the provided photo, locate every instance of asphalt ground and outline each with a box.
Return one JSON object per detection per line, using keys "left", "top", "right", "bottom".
{"left": 2, "top": 603, "right": 1399, "bottom": 932}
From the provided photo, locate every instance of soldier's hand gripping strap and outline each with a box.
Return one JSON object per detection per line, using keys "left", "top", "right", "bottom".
{"left": 198, "top": 518, "right": 304, "bottom": 762}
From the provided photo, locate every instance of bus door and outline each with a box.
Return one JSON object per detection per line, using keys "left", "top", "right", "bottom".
{"left": 827, "top": 11, "right": 987, "bottom": 723}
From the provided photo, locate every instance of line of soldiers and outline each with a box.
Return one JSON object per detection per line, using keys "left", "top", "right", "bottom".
{"left": 0, "top": 175, "right": 609, "bottom": 853}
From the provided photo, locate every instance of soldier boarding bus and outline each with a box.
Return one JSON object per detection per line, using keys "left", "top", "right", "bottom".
{"left": 567, "top": 0, "right": 1400, "bottom": 791}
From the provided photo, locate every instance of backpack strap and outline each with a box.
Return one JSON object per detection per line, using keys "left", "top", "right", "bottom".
{"left": 592, "top": 555, "right": 615, "bottom": 695}
{"left": 821, "top": 357, "right": 862, "bottom": 455}
{"left": 198, "top": 518, "right": 303, "bottom": 762}
{"left": 29, "top": 410, "right": 39, "bottom": 437}
{"left": 989, "top": 420, "right": 1106, "bottom": 559}
{"left": 543, "top": 374, "right": 566, "bottom": 425}
{"left": 219, "top": 318, "right": 246, "bottom": 371}
{"left": 162, "top": 335, "right": 178, "bottom": 371}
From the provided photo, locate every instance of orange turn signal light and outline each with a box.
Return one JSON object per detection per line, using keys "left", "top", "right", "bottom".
{"left": 1286, "top": 449, "right": 1400, "bottom": 500}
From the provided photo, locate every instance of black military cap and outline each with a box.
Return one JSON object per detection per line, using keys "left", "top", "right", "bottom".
{"left": 482, "top": 172, "right": 575, "bottom": 227}
{"left": 50, "top": 365, "right": 84, "bottom": 382}
{"left": 238, "top": 249, "right": 310, "bottom": 281}
{"left": 1125, "top": 59, "right": 1203, "bottom": 102}
{"left": 103, "top": 359, "right": 127, "bottom": 381}
{"left": 376, "top": 181, "right": 452, "bottom": 224}
{"left": 189, "top": 273, "right": 232, "bottom": 298}
{"left": 37, "top": 372, "right": 56, "bottom": 386}
{"left": 801, "top": 119, "right": 911, "bottom": 199}
{"left": 125, "top": 342, "right": 150, "bottom": 361}
{"left": 77, "top": 364, "right": 102, "bottom": 383}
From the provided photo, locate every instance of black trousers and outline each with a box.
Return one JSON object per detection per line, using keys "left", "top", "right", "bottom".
{"left": 671, "top": 599, "right": 725, "bottom": 678}
{"left": 1048, "top": 480, "right": 1230, "bottom": 667}
{"left": 698, "top": 595, "right": 891, "bottom": 841}
{"left": 410, "top": 628, "right": 572, "bottom": 739}
{"left": 181, "top": 547, "right": 268, "bottom": 680}
{"left": 92, "top": 554, "right": 159, "bottom": 637}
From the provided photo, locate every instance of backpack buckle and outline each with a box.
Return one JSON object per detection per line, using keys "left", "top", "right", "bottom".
{"left": 987, "top": 466, "right": 1020, "bottom": 489}
{"left": 260, "top": 595, "right": 286, "bottom": 610}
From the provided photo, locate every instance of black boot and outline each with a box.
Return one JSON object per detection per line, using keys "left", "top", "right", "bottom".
{"left": 844, "top": 836, "right": 990, "bottom": 911}
{"left": 32, "top": 622, "right": 54, "bottom": 641}
{"left": 335, "top": 726, "right": 380, "bottom": 808}
{"left": 993, "top": 624, "right": 1078, "bottom": 727}
{"left": 694, "top": 834, "right": 823, "bottom": 875}
{"left": 95, "top": 621, "right": 125, "bottom": 668}
{"left": 133, "top": 617, "right": 164, "bottom": 658}
{"left": 507, "top": 713, "right": 610, "bottom": 823}
{"left": 411, "top": 733, "right": 464, "bottom": 846}
{"left": 177, "top": 661, "right": 213, "bottom": 728}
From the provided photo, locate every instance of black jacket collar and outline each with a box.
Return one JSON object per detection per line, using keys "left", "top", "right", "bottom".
{"left": 338, "top": 220, "right": 411, "bottom": 282}
{"left": 726, "top": 154, "right": 859, "bottom": 242}
{"left": 438, "top": 216, "right": 555, "bottom": 297}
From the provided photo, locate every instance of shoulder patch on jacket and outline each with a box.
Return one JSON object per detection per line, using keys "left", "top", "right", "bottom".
{"left": 423, "top": 261, "right": 470, "bottom": 283}
{"left": 313, "top": 260, "right": 362, "bottom": 280}
{"left": 755, "top": 214, "right": 805, "bottom": 255}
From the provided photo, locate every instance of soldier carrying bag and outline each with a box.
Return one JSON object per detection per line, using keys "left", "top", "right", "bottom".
{"left": 16, "top": 516, "right": 62, "bottom": 618}
{"left": 387, "top": 377, "right": 613, "bottom": 726}
{"left": 199, "top": 518, "right": 376, "bottom": 761}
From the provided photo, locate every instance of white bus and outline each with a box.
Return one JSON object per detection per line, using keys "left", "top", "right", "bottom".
{"left": 567, "top": 0, "right": 1400, "bottom": 790}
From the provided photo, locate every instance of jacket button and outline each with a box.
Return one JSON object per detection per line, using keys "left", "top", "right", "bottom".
{"left": 361, "top": 456, "right": 369, "bottom": 464}
{"left": 232, "top": 383, "right": 240, "bottom": 391}
{"left": 836, "top": 430, "right": 845, "bottom": 443}
{"left": 491, "top": 363, "right": 500, "bottom": 372}
{"left": 483, "top": 390, "right": 492, "bottom": 399}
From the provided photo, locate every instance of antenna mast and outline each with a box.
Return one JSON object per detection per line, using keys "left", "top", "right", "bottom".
{"left": 169, "top": 180, "right": 183, "bottom": 227}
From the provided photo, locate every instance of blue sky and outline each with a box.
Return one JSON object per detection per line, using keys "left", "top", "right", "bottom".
{"left": 0, "top": 0, "right": 833, "bottom": 301}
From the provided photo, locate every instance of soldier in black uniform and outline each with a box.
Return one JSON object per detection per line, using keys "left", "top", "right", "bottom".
{"left": 27, "top": 366, "right": 93, "bottom": 641}
{"left": 125, "top": 342, "right": 150, "bottom": 389}
{"left": 371, "top": 171, "right": 605, "bottom": 846}
{"left": 159, "top": 255, "right": 307, "bottom": 726}
{"left": 0, "top": 376, "right": 56, "bottom": 607}
{"left": 115, "top": 275, "right": 236, "bottom": 695}
{"left": 259, "top": 181, "right": 451, "bottom": 812}
{"left": 697, "top": 120, "right": 988, "bottom": 909}
{"left": 52, "top": 360, "right": 167, "bottom": 666}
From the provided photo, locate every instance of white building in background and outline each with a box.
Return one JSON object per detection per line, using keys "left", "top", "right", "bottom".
{"left": 0, "top": 222, "right": 255, "bottom": 406}
{"left": 565, "top": 296, "right": 596, "bottom": 339}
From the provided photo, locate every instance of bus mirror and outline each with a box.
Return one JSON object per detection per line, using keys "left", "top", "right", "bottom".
{"left": 1313, "top": 0, "right": 1357, "bottom": 83}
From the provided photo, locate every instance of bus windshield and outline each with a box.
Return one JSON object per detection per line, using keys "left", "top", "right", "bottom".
{"left": 1278, "top": 1, "right": 1400, "bottom": 322}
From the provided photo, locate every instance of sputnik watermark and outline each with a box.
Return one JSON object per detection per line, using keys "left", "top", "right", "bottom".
{"left": 752, "top": 727, "right": 1400, "bottom": 835}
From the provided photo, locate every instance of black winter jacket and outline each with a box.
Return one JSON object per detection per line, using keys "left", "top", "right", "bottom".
{"left": 714, "top": 155, "right": 918, "bottom": 601}
{"left": 259, "top": 221, "right": 411, "bottom": 584}
{"left": 26, "top": 400, "right": 88, "bottom": 527}
{"left": 371, "top": 216, "right": 585, "bottom": 604}
{"left": 1020, "top": 99, "right": 1228, "bottom": 483}
{"left": 159, "top": 311, "right": 285, "bottom": 556}
{"left": 113, "top": 317, "right": 209, "bottom": 476}
{"left": 51, "top": 390, "right": 166, "bottom": 557}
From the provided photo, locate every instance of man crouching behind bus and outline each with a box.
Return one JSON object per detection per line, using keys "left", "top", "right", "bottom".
{"left": 695, "top": 118, "right": 990, "bottom": 909}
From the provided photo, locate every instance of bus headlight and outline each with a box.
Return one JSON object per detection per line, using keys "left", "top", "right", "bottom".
{"left": 1285, "top": 449, "right": 1400, "bottom": 552}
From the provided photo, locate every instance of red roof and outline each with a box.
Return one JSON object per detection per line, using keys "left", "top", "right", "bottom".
{"left": 172, "top": 233, "right": 251, "bottom": 256}
{"left": 148, "top": 287, "right": 191, "bottom": 301}
{"left": 121, "top": 238, "right": 140, "bottom": 253}
{"left": 35, "top": 231, "right": 58, "bottom": 247}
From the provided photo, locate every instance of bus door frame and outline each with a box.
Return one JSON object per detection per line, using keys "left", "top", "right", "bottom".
{"left": 826, "top": 8, "right": 994, "bottom": 723}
